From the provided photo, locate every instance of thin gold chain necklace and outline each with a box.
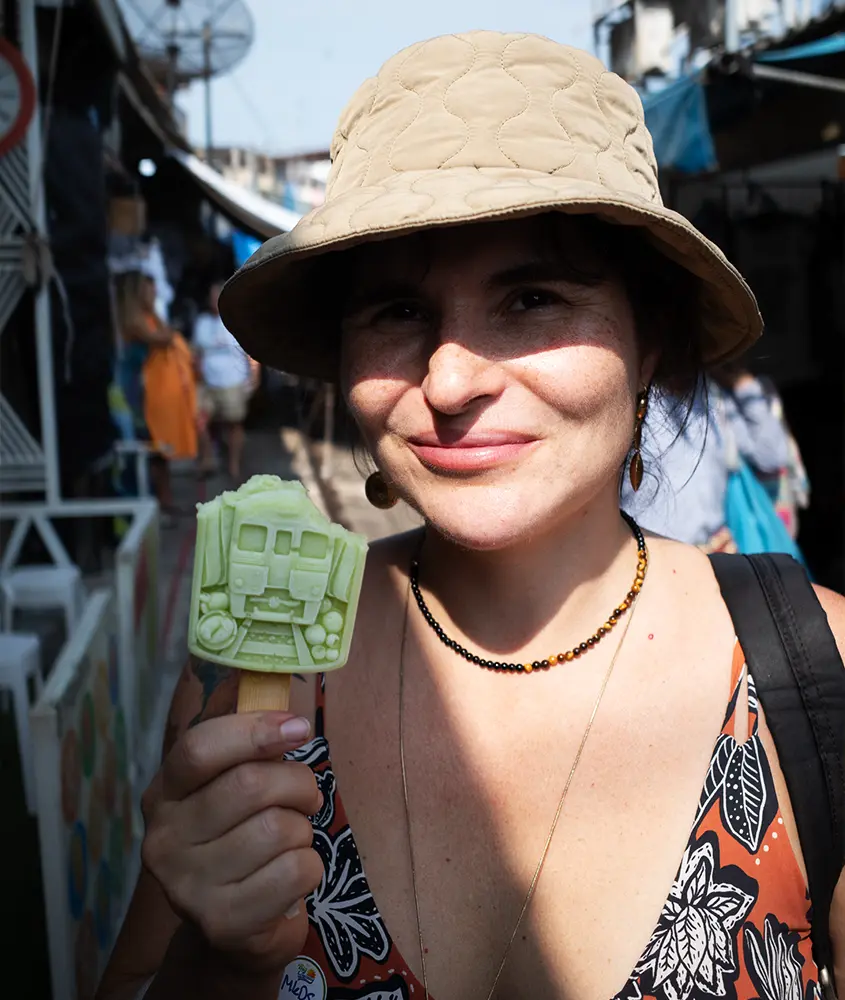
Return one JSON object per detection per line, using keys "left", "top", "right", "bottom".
{"left": 398, "top": 528, "right": 646, "bottom": 1000}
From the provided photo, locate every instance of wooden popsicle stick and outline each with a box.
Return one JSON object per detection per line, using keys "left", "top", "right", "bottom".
{"left": 237, "top": 671, "right": 291, "bottom": 712}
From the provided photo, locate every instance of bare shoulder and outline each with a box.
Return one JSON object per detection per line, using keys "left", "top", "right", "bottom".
{"left": 813, "top": 584, "right": 845, "bottom": 662}
{"left": 643, "top": 532, "right": 723, "bottom": 593}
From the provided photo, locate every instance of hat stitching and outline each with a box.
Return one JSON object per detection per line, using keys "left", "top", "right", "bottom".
{"left": 591, "top": 78, "right": 614, "bottom": 191}
{"left": 355, "top": 74, "right": 383, "bottom": 190}
{"left": 407, "top": 173, "right": 438, "bottom": 213}
{"left": 387, "top": 41, "right": 436, "bottom": 177}
{"left": 494, "top": 35, "right": 531, "bottom": 170}
{"left": 548, "top": 59, "right": 580, "bottom": 174}
{"left": 593, "top": 71, "right": 625, "bottom": 188}
{"left": 437, "top": 35, "right": 478, "bottom": 169}
{"left": 621, "top": 119, "right": 651, "bottom": 200}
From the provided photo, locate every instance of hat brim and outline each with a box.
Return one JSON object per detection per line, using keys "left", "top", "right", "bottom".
{"left": 219, "top": 167, "right": 762, "bottom": 381}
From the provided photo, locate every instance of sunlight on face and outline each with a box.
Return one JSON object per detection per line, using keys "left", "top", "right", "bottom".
{"left": 340, "top": 216, "right": 648, "bottom": 550}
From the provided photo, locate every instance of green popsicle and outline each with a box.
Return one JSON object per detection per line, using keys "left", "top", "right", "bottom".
{"left": 188, "top": 475, "right": 368, "bottom": 711}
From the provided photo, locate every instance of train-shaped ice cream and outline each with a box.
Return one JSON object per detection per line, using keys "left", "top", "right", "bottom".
{"left": 188, "top": 475, "right": 368, "bottom": 672}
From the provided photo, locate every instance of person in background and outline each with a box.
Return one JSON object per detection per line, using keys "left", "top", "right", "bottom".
{"left": 193, "top": 281, "right": 255, "bottom": 483}
{"left": 114, "top": 270, "right": 180, "bottom": 512}
{"left": 622, "top": 368, "right": 792, "bottom": 551}
{"left": 756, "top": 376, "right": 810, "bottom": 540}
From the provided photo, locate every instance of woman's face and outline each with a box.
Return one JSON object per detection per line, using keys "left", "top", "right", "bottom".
{"left": 341, "top": 216, "right": 652, "bottom": 550}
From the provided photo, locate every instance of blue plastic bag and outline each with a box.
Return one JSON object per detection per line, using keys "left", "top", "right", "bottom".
{"left": 725, "top": 458, "right": 806, "bottom": 564}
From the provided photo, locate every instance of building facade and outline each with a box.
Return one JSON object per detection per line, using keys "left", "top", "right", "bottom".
{"left": 208, "top": 146, "right": 330, "bottom": 216}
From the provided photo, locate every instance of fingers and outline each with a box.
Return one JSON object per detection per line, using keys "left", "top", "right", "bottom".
{"left": 186, "top": 760, "right": 322, "bottom": 843}
{"left": 217, "top": 848, "right": 325, "bottom": 937}
{"left": 161, "top": 712, "right": 313, "bottom": 801}
{"left": 192, "top": 807, "right": 315, "bottom": 884}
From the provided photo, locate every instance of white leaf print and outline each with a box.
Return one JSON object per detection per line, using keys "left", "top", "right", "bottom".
{"left": 284, "top": 736, "right": 330, "bottom": 769}
{"left": 743, "top": 916, "right": 808, "bottom": 1000}
{"left": 326, "top": 975, "right": 409, "bottom": 999}
{"left": 308, "top": 827, "right": 390, "bottom": 981}
{"left": 683, "top": 858, "right": 710, "bottom": 908}
{"left": 634, "top": 833, "right": 756, "bottom": 1000}
{"left": 676, "top": 907, "right": 707, "bottom": 975}
{"left": 721, "top": 737, "right": 768, "bottom": 852}
{"left": 747, "top": 674, "right": 760, "bottom": 713}
{"left": 694, "top": 734, "right": 735, "bottom": 830}
{"left": 708, "top": 891, "right": 749, "bottom": 919}
{"left": 654, "top": 925, "right": 679, "bottom": 986}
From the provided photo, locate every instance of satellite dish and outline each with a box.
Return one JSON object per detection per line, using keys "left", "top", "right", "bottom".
{"left": 118, "top": 0, "right": 255, "bottom": 90}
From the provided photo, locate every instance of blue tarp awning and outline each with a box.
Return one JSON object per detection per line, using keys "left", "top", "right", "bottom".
{"left": 232, "top": 231, "right": 262, "bottom": 268}
{"left": 639, "top": 29, "right": 845, "bottom": 174}
{"left": 641, "top": 73, "right": 717, "bottom": 174}
{"left": 756, "top": 32, "right": 845, "bottom": 62}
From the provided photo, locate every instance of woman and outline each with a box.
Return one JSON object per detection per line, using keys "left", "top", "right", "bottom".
{"left": 115, "top": 270, "right": 197, "bottom": 512}
{"left": 99, "top": 33, "right": 845, "bottom": 1000}
{"left": 621, "top": 368, "right": 793, "bottom": 553}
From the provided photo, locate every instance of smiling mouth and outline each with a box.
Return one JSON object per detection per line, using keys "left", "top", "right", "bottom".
{"left": 406, "top": 436, "right": 538, "bottom": 473}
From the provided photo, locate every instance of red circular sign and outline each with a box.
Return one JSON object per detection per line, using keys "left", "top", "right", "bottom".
{"left": 0, "top": 38, "right": 36, "bottom": 160}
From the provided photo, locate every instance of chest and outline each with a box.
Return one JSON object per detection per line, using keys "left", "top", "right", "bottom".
{"left": 326, "top": 625, "right": 737, "bottom": 1000}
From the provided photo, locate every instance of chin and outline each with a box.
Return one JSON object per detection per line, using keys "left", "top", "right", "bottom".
{"left": 408, "top": 484, "right": 559, "bottom": 551}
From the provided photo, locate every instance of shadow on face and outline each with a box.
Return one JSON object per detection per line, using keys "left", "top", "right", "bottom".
{"left": 333, "top": 213, "right": 699, "bottom": 397}
{"left": 340, "top": 215, "right": 632, "bottom": 383}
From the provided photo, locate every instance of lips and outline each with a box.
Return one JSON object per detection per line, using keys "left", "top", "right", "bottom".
{"left": 406, "top": 431, "right": 538, "bottom": 472}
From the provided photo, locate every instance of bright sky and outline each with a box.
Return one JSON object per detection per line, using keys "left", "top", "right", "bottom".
{"left": 177, "top": 0, "right": 593, "bottom": 155}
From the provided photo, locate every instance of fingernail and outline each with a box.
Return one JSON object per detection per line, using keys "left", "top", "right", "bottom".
{"left": 285, "top": 902, "right": 301, "bottom": 919}
{"left": 280, "top": 717, "right": 311, "bottom": 744}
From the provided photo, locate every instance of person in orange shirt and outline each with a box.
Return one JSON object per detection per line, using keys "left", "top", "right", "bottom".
{"left": 115, "top": 271, "right": 197, "bottom": 513}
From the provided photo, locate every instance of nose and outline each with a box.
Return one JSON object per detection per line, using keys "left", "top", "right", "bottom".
{"left": 421, "top": 339, "right": 506, "bottom": 416}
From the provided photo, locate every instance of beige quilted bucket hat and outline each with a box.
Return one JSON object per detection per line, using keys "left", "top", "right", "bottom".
{"left": 220, "top": 31, "right": 762, "bottom": 379}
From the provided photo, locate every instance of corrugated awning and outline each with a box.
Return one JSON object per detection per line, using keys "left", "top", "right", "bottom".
{"left": 170, "top": 150, "right": 302, "bottom": 238}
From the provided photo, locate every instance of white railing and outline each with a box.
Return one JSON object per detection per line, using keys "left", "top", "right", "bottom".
{"left": 32, "top": 590, "right": 138, "bottom": 1000}
{"left": 0, "top": 392, "right": 47, "bottom": 493}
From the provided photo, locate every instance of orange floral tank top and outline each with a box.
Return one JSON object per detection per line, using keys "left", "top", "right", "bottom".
{"left": 281, "top": 645, "right": 822, "bottom": 1000}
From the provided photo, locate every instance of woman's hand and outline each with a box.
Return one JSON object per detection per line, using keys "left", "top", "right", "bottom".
{"left": 141, "top": 711, "right": 323, "bottom": 975}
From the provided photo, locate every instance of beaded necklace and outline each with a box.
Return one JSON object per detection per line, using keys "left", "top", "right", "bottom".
{"left": 409, "top": 511, "right": 647, "bottom": 674}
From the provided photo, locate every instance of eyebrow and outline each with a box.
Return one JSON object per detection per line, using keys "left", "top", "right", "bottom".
{"left": 343, "top": 281, "right": 422, "bottom": 316}
{"left": 485, "top": 261, "right": 596, "bottom": 289}
{"left": 343, "top": 260, "right": 597, "bottom": 316}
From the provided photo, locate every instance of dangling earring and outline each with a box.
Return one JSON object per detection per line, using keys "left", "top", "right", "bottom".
{"left": 365, "top": 470, "right": 399, "bottom": 509}
{"left": 629, "top": 388, "right": 649, "bottom": 492}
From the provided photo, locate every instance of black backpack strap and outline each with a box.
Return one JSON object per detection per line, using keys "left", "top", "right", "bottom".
{"left": 710, "top": 552, "right": 845, "bottom": 987}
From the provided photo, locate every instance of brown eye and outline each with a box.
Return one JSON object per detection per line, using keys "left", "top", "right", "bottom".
{"left": 373, "top": 301, "right": 427, "bottom": 325}
{"left": 510, "top": 289, "right": 559, "bottom": 312}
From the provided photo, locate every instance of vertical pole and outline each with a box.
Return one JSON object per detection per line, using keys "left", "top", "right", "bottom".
{"left": 782, "top": 0, "right": 796, "bottom": 30}
{"left": 725, "top": 0, "right": 740, "bottom": 53}
{"left": 19, "top": 0, "right": 61, "bottom": 505}
{"left": 203, "top": 21, "right": 213, "bottom": 162}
